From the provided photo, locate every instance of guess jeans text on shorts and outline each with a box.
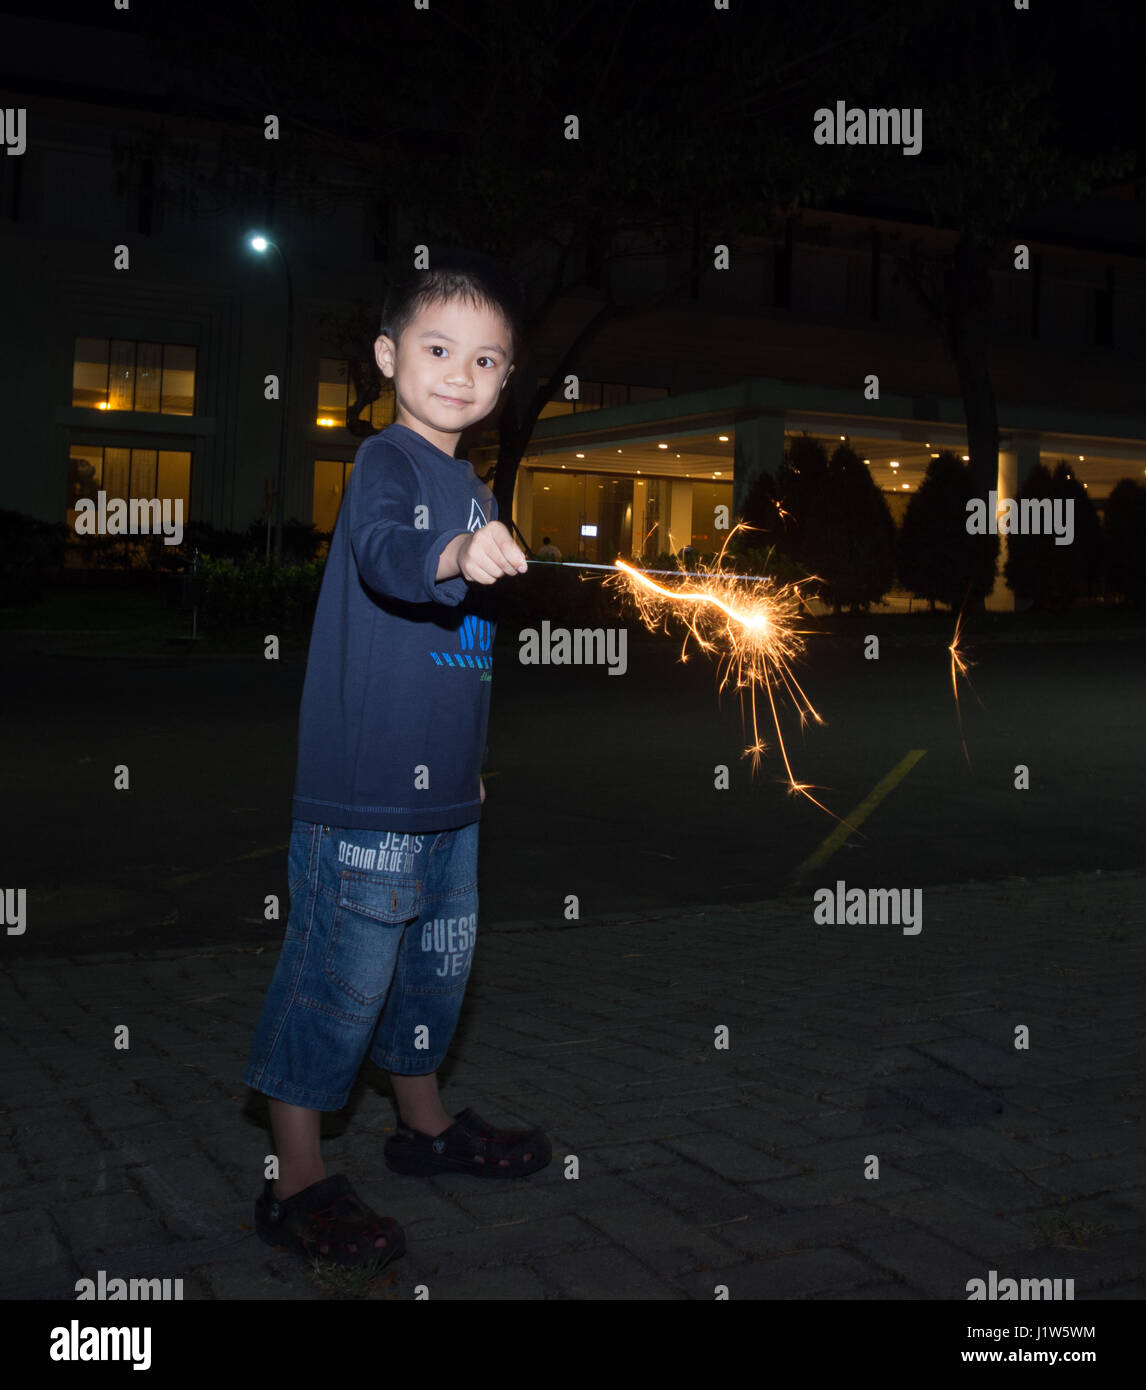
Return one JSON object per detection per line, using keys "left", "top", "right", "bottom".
{"left": 421, "top": 914, "right": 476, "bottom": 976}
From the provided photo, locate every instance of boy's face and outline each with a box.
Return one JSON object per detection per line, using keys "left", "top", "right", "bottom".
{"left": 374, "top": 296, "right": 515, "bottom": 457}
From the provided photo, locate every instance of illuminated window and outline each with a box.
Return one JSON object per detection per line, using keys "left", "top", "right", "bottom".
{"left": 316, "top": 358, "right": 394, "bottom": 430}
{"left": 313, "top": 458, "right": 355, "bottom": 533}
{"left": 72, "top": 339, "right": 197, "bottom": 415}
{"left": 66, "top": 445, "right": 192, "bottom": 530}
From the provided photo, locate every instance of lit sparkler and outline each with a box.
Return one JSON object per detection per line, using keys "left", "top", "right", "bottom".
{"left": 533, "top": 524, "right": 835, "bottom": 815}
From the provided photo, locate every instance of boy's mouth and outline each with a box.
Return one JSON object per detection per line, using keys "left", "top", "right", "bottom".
{"left": 435, "top": 395, "right": 470, "bottom": 406}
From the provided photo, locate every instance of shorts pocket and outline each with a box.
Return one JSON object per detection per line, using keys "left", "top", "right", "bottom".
{"left": 336, "top": 870, "right": 421, "bottom": 924}
{"left": 323, "top": 870, "right": 421, "bottom": 1007}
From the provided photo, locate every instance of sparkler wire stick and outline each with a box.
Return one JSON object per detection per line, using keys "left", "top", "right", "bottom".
{"left": 526, "top": 560, "right": 785, "bottom": 583}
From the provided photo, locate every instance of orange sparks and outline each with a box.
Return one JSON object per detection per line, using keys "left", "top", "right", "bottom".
{"left": 948, "top": 609, "right": 975, "bottom": 766}
{"left": 606, "top": 524, "right": 835, "bottom": 816}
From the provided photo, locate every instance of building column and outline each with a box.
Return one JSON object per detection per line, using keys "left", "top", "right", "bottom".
{"left": 1013, "top": 433, "right": 1041, "bottom": 490}
{"left": 988, "top": 433, "right": 1041, "bottom": 611}
{"left": 631, "top": 477, "right": 648, "bottom": 558}
{"left": 733, "top": 413, "right": 786, "bottom": 520}
{"left": 669, "top": 479, "right": 693, "bottom": 554}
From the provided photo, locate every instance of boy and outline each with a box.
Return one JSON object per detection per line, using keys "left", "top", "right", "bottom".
{"left": 243, "top": 252, "right": 551, "bottom": 1267}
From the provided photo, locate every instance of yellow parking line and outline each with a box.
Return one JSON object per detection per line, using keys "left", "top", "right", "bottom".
{"left": 792, "top": 749, "right": 928, "bottom": 884}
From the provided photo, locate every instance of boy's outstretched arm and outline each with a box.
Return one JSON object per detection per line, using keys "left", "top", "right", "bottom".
{"left": 349, "top": 449, "right": 478, "bottom": 606}
{"left": 437, "top": 521, "right": 527, "bottom": 586}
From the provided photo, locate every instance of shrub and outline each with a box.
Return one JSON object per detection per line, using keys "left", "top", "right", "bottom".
{"left": 773, "top": 433, "right": 831, "bottom": 569}
{"left": 803, "top": 443, "right": 897, "bottom": 612}
{"left": 196, "top": 554, "right": 326, "bottom": 631}
{"left": 1102, "top": 477, "right": 1146, "bottom": 608}
{"left": 1004, "top": 460, "right": 1103, "bottom": 610}
{"left": 242, "top": 516, "right": 329, "bottom": 564}
{"left": 0, "top": 510, "right": 70, "bottom": 605}
{"left": 751, "top": 437, "right": 896, "bottom": 611}
{"left": 898, "top": 451, "right": 998, "bottom": 609}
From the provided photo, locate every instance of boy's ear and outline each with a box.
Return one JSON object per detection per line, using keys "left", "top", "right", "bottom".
{"left": 374, "top": 334, "right": 394, "bottom": 376}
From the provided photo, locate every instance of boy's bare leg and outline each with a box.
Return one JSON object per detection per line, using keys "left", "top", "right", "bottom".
{"left": 266, "top": 1098, "right": 389, "bottom": 1251}
{"left": 389, "top": 1071, "right": 454, "bottom": 1136}
{"left": 267, "top": 1098, "right": 324, "bottom": 1199}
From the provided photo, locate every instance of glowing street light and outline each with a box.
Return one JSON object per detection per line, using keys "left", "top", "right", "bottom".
{"left": 246, "top": 232, "right": 294, "bottom": 560}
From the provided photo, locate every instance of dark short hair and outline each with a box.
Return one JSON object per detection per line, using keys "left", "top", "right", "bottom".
{"left": 542, "top": 536, "right": 551, "bottom": 544}
{"left": 380, "top": 248, "right": 530, "bottom": 365}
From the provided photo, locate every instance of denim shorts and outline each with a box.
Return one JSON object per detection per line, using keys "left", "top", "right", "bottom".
{"left": 243, "top": 818, "right": 480, "bottom": 1110}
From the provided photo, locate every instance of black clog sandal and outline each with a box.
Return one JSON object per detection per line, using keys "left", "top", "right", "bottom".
{"left": 384, "top": 1108, "right": 552, "bottom": 1179}
{"left": 254, "top": 1172, "right": 406, "bottom": 1268}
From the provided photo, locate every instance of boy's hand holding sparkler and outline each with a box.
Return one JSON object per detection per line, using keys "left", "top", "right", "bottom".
{"left": 438, "top": 520, "right": 528, "bottom": 585}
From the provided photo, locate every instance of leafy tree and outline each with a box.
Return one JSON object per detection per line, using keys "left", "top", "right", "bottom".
{"left": 1057, "top": 462, "right": 1104, "bottom": 598}
{"left": 804, "top": 443, "right": 897, "bottom": 612}
{"left": 1103, "top": 479, "right": 1146, "bottom": 608}
{"left": 856, "top": 2, "right": 1136, "bottom": 608}
{"left": 898, "top": 451, "right": 997, "bottom": 610}
{"left": 767, "top": 437, "right": 895, "bottom": 609}
{"left": 1004, "top": 461, "right": 1103, "bottom": 610}
{"left": 738, "top": 468, "right": 781, "bottom": 551}
{"left": 773, "top": 434, "right": 831, "bottom": 569}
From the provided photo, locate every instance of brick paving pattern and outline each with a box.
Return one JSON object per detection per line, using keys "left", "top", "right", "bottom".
{"left": 1, "top": 870, "right": 1143, "bottom": 1299}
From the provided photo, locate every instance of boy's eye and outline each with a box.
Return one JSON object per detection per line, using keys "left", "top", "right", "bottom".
{"left": 428, "top": 346, "right": 498, "bottom": 369}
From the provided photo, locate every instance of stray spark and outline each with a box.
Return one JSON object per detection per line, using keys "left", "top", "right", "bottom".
{"left": 948, "top": 608, "right": 976, "bottom": 766}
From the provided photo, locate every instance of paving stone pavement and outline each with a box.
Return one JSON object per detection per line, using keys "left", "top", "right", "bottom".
{"left": 1, "top": 870, "right": 1144, "bottom": 1300}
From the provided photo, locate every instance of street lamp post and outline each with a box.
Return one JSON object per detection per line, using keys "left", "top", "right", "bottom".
{"left": 247, "top": 234, "right": 294, "bottom": 561}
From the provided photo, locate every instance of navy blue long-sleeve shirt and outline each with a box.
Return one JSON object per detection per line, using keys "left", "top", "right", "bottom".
{"left": 291, "top": 422, "right": 498, "bottom": 832}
